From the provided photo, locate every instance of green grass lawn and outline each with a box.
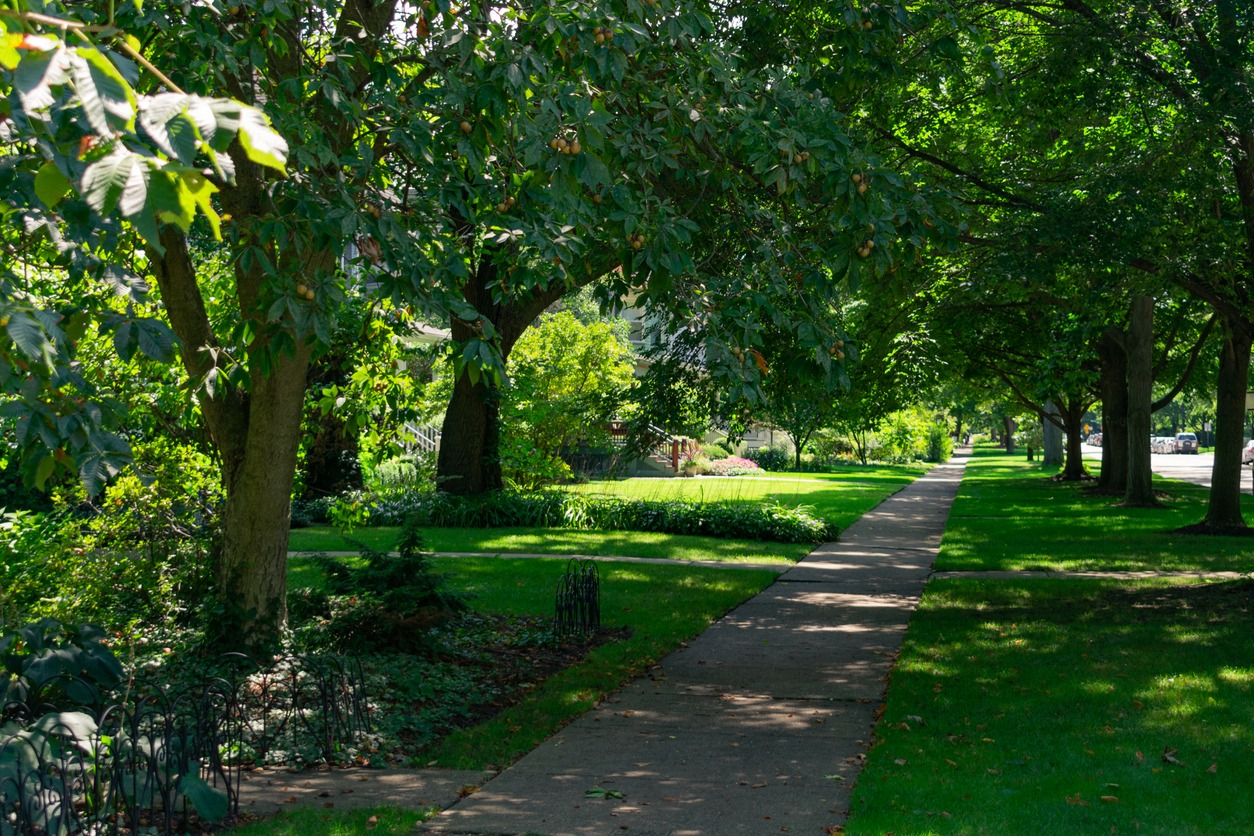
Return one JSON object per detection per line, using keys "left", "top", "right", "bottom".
{"left": 288, "top": 525, "right": 807, "bottom": 565}
{"left": 939, "top": 447, "right": 1254, "bottom": 573}
{"left": 567, "top": 467, "right": 925, "bottom": 532}
{"left": 289, "top": 554, "right": 777, "bottom": 769}
{"left": 847, "top": 577, "right": 1254, "bottom": 834}
{"left": 848, "top": 445, "right": 1254, "bottom": 833}
{"left": 288, "top": 465, "right": 927, "bottom": 565}
{"left": 230, "top": 807, "right": 428, "bottom": 836}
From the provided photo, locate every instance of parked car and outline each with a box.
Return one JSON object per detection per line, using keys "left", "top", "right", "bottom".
{"left": 1153, "top": 436, "right": 1175, "bottom": 454}
{"left": 1243, "top": 440, "right": 1254, "bottom": 465}
{"left": 1173, "top": 432, "right": 1199, "bottom": 454}
{"left": 1088, "top": 432, "right": 1102, "bottom": 446}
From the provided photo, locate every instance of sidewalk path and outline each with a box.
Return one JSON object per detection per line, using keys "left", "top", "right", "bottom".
{"left": 423, "top": 452, "right": 970, "bottom": 836}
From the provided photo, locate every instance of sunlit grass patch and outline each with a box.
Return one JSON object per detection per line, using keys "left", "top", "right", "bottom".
{"left": 937, "top": 448, "right": 1254, "bottom": 573}
{"left": 847, "top": 578, "right": 1254, "bottom": 834}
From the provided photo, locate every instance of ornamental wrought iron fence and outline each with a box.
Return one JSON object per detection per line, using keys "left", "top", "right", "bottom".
{"left": 0, "top": 653, "right": 369, "bottom": 835}
{"left": 554, "top": 558, "right": 601, "bottom": 637}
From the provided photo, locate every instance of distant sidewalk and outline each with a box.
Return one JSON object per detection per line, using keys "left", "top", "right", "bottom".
{"left": 422, "top": 451, "right": 971, "bottom": 835}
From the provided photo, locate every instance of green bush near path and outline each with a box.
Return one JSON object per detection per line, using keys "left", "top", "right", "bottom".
{"left": 940, "top": 447, "right": 1254, "bottom": 573}
{"left": 847, "top": 578, "right": 1254, "bottom": 834}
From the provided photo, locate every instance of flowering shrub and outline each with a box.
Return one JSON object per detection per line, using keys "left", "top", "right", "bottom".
{"left": 707, "top": 456, "right": 762, "bottom": 476}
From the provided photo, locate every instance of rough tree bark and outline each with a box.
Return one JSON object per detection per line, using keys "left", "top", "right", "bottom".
{"left": 1096, "top": 327, "right": 1129, "bottom": 492}
{"left": 437, "top": 261, "right": 568, "bottom": 495}
{"left": 1202, "top": 317, "right": 1253, "bottom": 529}
{"left": 1042, "top": 401, "right": 1063, "bottom": 466}
{"left": 1123, "top": 295, "right": 1157, "bottom": 506}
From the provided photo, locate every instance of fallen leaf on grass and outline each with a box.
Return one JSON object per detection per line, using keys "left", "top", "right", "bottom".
{"left": 1100, "top": 796, "right": 1119, "bottom": 803}
{"left": 893, "top": 759, "right": 907, "bottom": 766}
{"left": 1162, "top": 747, "right": 1186, "bottom": 767}
{"left": 945, "top": 759, "right": 958, "bottom": 768}
{"left": 283, "top": 797, "right": 298, "bottom": 804}
{"left": 365, "top": 816, "right": 378, "bottom": 830}
{"left": 1065, "top": 793, "right": 1088, "bottom": 807}
{"left": 1132, "top": 700, "right": 1144, "bottom": 710}
{"left": 1208, "top": 763, "right": 1218, "bottom": 773}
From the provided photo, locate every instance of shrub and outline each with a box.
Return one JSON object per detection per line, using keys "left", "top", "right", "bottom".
{"left": 926, "top": 425, "right": 954, "bottom": 463}
{"left": 700, "top": 444, "right": 730, "bottom": 460}
{"left": 363, "top": 490, "right": 834, "bottom": 543}
{"left": 745, "top": 444, "right": 792, "bottom": 471}
{"left": 291, "top": 496, "right": 335, "bottom": 528}
{"left": 291, "top": 526, "right": 466, "bottom": 654}
{"left": 0, "top": 441, "right": 218, "bottom": 642}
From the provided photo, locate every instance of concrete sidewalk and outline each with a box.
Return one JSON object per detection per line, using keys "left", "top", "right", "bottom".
{"left": 423, "top": 452, "right": 970, "bottom": 836}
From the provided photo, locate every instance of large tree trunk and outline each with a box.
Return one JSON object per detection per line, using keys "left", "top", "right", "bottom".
{"left": 1096, "top": 327, "right": 1129, "bottom": 491}
{"left": 1201, "top": 317, "right": 1252, "bottom": 529}
{"left": 1003, "top": 416, "right": 1016, "bottom": 454}
{"left": 216, "top": 349, "right": 311, "bottom": 644}
{"left": 1060, "top": 399, "right": 1088, "bottom": 480}
{"left": 1124, "top": 295, "right": 1156, "bottom": 506}
{"left": 150, "top": 227, "right": 320, "bottom": 650}
{"left": 438, "top": 367, "right": 503, "bottom": 495}
{"left": 1043, "top": 401, "right": 1064, "bottom": 466}
{"left": 436, "top": 264, "right": 568, "bottom": 495}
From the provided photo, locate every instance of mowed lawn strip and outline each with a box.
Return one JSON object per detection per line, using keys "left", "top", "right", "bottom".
{"left": 566, "top": 467, "right": 925, "bottom": 532}
{"left": 288, "top": 526, "right": 807, "bottom": 565}
{"left": 846, "top": 577, "right": 1254, "bottom": 834}
{"left": 288, "top": 465, "right": 927, "bottom": 565}
{"left": 289, "top": 555, "right": 777, "bottom": 770}
{"left": 939, "top": 447, "right": 1254, "bottom": 573}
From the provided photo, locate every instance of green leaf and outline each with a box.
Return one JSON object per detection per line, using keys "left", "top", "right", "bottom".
{"left": 113, "top": 320, "right": 137, "bottom": 362}
{"left": 77, "top": 432, "right": 130, "bottom": 496}
{"left": 136, "top": 319, "right": 176, "bottom": 362}
{"left": 148, "top": 168, "right": 196, "bottom": 230}
{"left": 181, "top": 170, "right": 221, "bottom": 238}
{"left": 235, "top": 105, "right": 288, "bottom": 173}
{"left": 117, "top": 156, "right": 150, "bottom": 218}
{"left": 6, "top": 313, "right": 52, "bottom": 366}
{"left": 177, "top": 773, "right": 229, "bottom": 823}
{"left": 34, "top": 162, "right": 71, "bottom": 208}
{"left": 14, "top": 48, "right": 69, "bottom": 116}
{"left": 72, "top": 48, "right": 137, "bottom": 135}
{"left": 82, "top": 147, "right": 136, "bottom": 215}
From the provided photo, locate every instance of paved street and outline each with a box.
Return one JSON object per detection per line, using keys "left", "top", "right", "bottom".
{"left": 1085, "top": 443, "right": 1239, "bottom": 490}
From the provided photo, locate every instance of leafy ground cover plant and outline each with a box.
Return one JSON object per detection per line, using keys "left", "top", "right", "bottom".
{"left": 941, "top": 448, "right": 1254, "bottom": 572}
{"left": 847, "top": 578, "right": 1254, "bottom": 834}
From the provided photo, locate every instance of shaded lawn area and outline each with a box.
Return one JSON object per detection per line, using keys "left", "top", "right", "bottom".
{"left": 566, "top": 465, "right": 925, "bottom": 532}
{"left": 288, "top": 526, "right": 808, "bottom": 565}
{"left": 289, "top": 555, "right": 777, "bottom": 770}
{"left": 938, "top": 448, "right": 1254, "bottom": 573}
{"left": 847, "top": 578, "right": 1254, "bottom": 834}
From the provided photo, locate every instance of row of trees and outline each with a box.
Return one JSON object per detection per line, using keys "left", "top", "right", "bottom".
{"left": 3, "top": 0, "right": 1251, "bottom": 650}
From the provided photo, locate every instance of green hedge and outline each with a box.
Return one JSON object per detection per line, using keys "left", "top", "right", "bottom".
{"left": 366, "top": 490, "right": 836, "bottom": 544}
